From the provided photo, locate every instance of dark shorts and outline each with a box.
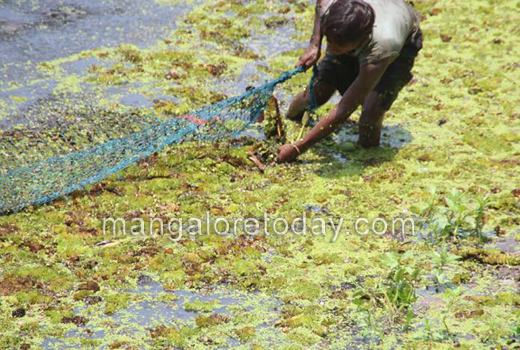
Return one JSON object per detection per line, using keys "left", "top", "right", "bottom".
{"left": 316, "top": 28, "right": 423, "bottom": 111}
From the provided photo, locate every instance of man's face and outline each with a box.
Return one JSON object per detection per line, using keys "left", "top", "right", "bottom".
{"left": 326, "top": 35, "right": 370, "bottom": 55}
{"left": 326, "top": 40, "right": 359, "bottom": 55}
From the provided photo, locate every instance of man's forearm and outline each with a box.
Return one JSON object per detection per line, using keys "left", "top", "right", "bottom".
{"left": 295, "top": 78, "right": 374, "bottom": 152}
{"left": 309, "top": 0, "right": 325, "bottom": 47}
{"left": 294, "top": 58, "right": 393, "bottom": 153}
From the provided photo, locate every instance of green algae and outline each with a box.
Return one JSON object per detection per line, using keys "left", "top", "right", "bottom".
{"left": 184, "top": 300, "right": 221, "bottom": 313}
{"left": 150, "top": 325, "right": 192, "bottom": 348}
{"left": 2, "top": 0, "right": 520, "bottom": 348}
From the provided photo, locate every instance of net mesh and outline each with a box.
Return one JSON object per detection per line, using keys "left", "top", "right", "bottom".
{"left": 0, "top": 67, "right": 303, "bottom": 214}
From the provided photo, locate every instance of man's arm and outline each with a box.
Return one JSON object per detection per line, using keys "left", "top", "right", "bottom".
{"left": 296, "top": 0, "right": 326, "bottom": 70}
{"left": 279, "top": 57, "right": 395, "bottom": 162}
{"left": 310, "top": 0, "right": 325, "bottom": 48}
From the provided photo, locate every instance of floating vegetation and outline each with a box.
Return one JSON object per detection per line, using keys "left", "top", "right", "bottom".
{"left": 455, "top": 248, "right": 520, "bottom": 266}
{"left": 1, "top": 0, "right": 520, "bottom": 348}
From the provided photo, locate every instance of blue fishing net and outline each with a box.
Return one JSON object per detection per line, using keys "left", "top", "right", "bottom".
{"left": 0, "top": 67, "right": 304, "bottom": 214}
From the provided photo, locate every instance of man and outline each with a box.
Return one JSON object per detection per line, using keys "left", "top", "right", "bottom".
{"left": 277, "top": 0, "right": 423, "bottom": 163}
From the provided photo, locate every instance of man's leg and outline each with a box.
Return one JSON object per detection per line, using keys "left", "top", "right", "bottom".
{"left": 286, "top": 81, "right": 336, "bottom": 122}
{"left": 358, "top": 45, "right": 419, "bottom": 148}
{"left": 286, "top": 51, "right": 359, "bottom": 122}
{"left": 358, "top": 91, "right": 387, "bottom": 148}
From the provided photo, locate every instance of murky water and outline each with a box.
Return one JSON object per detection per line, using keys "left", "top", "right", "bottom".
{"left": 42, "top": 279, "right": 285, "bottom": 349}
{"left": 485, "top": 229, "right": 520, "bottom": 254}
{"left": 334, "top": 124, "right": 414, "bottom": 150}
{"left": 0, "top": 0, "right": 194, "bottom": 129}
{"left": 0, "top": 0, "right": 308, "bottom": 131}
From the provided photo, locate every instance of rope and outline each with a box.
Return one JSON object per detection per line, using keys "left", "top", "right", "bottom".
{"left": 297, "top": 64, "right": 319, "bottom": 141}
{"left": 307, "top": 64, "right": 320, "bottom": 112}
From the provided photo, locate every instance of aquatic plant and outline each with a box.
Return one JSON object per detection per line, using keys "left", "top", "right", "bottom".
{"left": 431, "top": 246, "right": 460, "bottom": 289}
{"left": 354, "top": 251, "right": 421, "bottom": 315}
{"left": 416, "top": 188, "right": 493, "bottom": 241}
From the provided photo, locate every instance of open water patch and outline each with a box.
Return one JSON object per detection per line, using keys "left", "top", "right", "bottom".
{"left": 42, "top": 279, "right": 286, "bottom": 349}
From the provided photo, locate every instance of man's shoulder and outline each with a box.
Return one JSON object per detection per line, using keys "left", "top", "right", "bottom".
{"left": 361, "top": 0, "right": 419, "bottom": 63}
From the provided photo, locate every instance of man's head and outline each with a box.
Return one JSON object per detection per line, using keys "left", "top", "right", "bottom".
{"left": 322, "top": 0, "right": 375, "bottom": 55}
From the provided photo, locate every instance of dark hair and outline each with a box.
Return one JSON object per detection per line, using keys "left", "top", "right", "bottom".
{"left": 322, "top": 0, "right": 375, "bottom": 45}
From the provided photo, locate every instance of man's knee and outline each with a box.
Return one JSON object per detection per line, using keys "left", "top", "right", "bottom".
{"left": 312, "top": 82, "right": 336, "bottom": 107}
{"left": 286, "top": 91, "right": 307, "bottom": 121}
{"left": 285, "top": 83, "right": 335, "bottom": 122}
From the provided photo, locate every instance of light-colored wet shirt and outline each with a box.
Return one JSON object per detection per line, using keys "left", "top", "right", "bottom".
{"left": 320, "top": 0, "right": 420, "bottom": 64}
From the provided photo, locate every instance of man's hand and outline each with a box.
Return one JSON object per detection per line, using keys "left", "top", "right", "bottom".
{"left": 296, "top": 45, "right": 321, "bottom": 71}
{"left": 277, "top": 144, "right": 301, "bottom": 163}
{"left": 297, "top": 0, "right": 325, "bottom": 70}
